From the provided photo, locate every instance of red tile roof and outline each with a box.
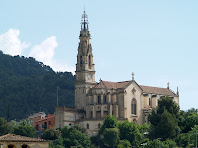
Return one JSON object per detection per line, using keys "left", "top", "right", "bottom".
{"left": 140, "top": 85, "right": 176, "bottom": 96}
{"left": 94, "top": 80, "right": 131, "bottom": 89}
{"left": 93, "top": 80, "right": 176, "bottom": 96}
{"left": 0, "top": 134, "right": 47, "bottom": 142}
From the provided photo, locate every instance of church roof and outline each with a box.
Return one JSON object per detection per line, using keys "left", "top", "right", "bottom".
{"left": 94, "top": 80, "right": 131, "bottom": 89}
{"left": 94, "top": 80, "right": 176, "bottom": 96}
{"left": 0, "top": 134, "right": 48, "bottom": 142}
{"left": 140, "top": 85, "right": 176, "bottom": 96}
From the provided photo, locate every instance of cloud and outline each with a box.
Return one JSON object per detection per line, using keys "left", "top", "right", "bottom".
{"left": 0, "top": 29, "right": 75, "bottom": 73}
{"left": 29, "top": 36, "right": 58, "bottom": 65}
{"left": 29, "top": 36, "right": 75, "bottom": 74}
{"left": 0, "top": 29, "right": 30, "bottom": 56}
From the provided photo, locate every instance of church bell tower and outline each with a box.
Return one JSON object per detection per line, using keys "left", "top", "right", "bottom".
{"left": 75, "top": 11, "right": 96, "bottom": 110}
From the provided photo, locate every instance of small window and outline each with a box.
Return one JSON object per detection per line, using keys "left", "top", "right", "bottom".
{"left": 36, "top": 124, "right": 39, "bottom": 131}
{"left": 80, "top": 55, "right": 83, "bottom": 65}
{"left": 48, "top": 121, "right": 51, "bottom": 125}
{"left": 149, "top": 98, "right": 152, "bottom": 106}
{"left": 87, "top": 123, "right": 89, "bottom": 129}
{"left": 131, "top": 98, "right": 137, "bottom": 115}
{"left": 44, "top": 122, "right": 47, "bottom": 129}
{"left": 104, "top": 95, "right": 107, "bottom": 103}
{"left": 98, "top": 96, "right": 101, "bottom": 104}
{"left": 98, "top": 123, "right": 101, "bottom": 129}
{"left": 89, "top": 55, "right": 91, "bottom": 67}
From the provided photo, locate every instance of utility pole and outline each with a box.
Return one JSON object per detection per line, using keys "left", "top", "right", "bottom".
{"left": 57, "top": 86, "right": 59, "bottom": 106}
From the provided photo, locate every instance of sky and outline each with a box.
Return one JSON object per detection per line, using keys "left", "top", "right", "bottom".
{"left": 0, "top": 0, "right": 197, "bottom": 110}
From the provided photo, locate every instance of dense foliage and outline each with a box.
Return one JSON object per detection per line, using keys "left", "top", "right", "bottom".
{"left": 0, "top": 118, "right": 36, "bottom": 137}
{"left": 149, "top": 96, "right": 180, "bottom": 140}
{"left": 47, "top": 126, "right": 91, "bottom": 148}
{"left": 41, "top": 127, "right": 62, "bottom": 140}
{"left": 0, "top": 51, "right": 75, "bottom": 120}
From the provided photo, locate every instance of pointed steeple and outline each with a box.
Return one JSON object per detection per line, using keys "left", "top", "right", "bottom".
{"left": 76, "top": 10, "right": 95, "bottom": 83}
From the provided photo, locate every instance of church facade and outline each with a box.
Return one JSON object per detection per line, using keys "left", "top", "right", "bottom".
{"left": 55, "top": 11, "right": 179, "bottom": 136}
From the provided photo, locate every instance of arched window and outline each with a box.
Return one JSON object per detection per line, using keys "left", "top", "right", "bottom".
{"left": 8, "top": 145, "right": 16, "bottom": 148}
{"left": 80, "top": 55, "right": 83, "bottom": 65}
{"left": 104, "top": 95, "right": 107, "bottom": 104}
{"left": 22, "top": 144, "right": 30, "bottom": 148}
{"left": 36, "top": 124, "right": 38, "bottom": 131}
{"left": 149, "top": 98, "right": 151, "bottom": 106}
{"left": 98, "top": 95, "right": 101, "bottom": 104}
{"left": 87, "top": 123, "right": 89, "bottom": 129}
{"left": 131, "top": 98, "right": 137, "bottom": 115}
{"left": 98, "top": 123, "right": 101, "bottom": 129}
{"left": 89, "top": 55, "right": 91, "bottom": 67}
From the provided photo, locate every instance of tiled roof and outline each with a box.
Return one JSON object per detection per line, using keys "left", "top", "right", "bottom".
{"left": 94, "top": 80, "right": 131, "bottom": 89}
{"left": 0, "top": 134, "right": 47, "bottom": 142}
{"left": 140, "top": 85, "right": 176, "bottom": 96}
{"left": 93, "top": 80, "right": 176, "bottom": 96}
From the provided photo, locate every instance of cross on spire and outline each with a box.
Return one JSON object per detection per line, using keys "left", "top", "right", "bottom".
{"left": 167, "top": 82, "right": 170, "bottom": 89}
{"left": 132, "top": 72, "right": 135, "bottom": 80}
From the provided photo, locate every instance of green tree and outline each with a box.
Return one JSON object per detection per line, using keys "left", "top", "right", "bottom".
{"left": 188, "top": 125, "right": 198, "bottom": 147}
{"left": 144, "top": 139, "right": 173, "bottom": 148}
{"left": 158, "top": 110, "right": 177, "bottom": 139}
{"left": 103, "top": 128, "right": 119, "bottom": 148}
{"left": 117, "top": 140, "right": 132, "bottom": 148}
{"left": 175, "top": 133, "right": 190, "bottom": 147}
{"left": 63, "top": 128, "right": 91, "bottom": 148}
{"left": 41, "top": 127, "right": 61, "bottom": 140}
{"left": 119, "top": 120, "right": 142, "bottom": 147}
{"left": 14, "top": 125, "right": 36, "bottom": 138}
{"left": 92, "top": 115, "right": 119, "bottom": 147}
{"left": 98, "top": 115, "right": 118, "bottom": 135}
{"left": 0, "top": 117, "right": 12, "bottom": 136}
{"left": 186, "top": 113, "right": 198, "bottom": 131}
{"left": 163, "top": 139, "right": 177, "bottom": 148}
{"left": 149, "top": 97, "right": 180, "bottom": 140}
{"left": 49, "top": 137, "right": 64, "bottom": 148}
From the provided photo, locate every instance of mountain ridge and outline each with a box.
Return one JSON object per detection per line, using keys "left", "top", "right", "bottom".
{"left": 0, "top": 50, "right": 75, "bottom": 120}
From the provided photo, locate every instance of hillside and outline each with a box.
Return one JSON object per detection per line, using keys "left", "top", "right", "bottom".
{"left": 0, "top": 50, "right": 75, "bottom": 120}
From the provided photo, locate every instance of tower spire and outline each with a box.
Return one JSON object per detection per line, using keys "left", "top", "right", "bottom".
{"left": 81, "top": 10, "right": 89, "bottom": 31}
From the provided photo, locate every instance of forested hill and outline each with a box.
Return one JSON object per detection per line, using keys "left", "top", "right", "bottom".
{"left": 0, "top": 51, "right": 75, "bottom": 120}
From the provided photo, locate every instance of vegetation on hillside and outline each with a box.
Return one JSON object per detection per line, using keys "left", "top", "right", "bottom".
{"left": 0, "top": 51, "right": 75, "bottom": 120}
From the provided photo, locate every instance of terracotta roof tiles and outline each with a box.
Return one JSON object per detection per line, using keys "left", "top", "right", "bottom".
{"left": 0, "top": 134, "right": 47, "bottom": 142}
{"left": 140, "top": 85, "right": 176, "bottom": 96}
{"left": 93, "top": 80, "right": 176, "bottom": 96}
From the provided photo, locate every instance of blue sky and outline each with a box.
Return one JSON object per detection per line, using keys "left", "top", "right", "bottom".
{"left": 0, "top": 0, "right": 197, "bottom": 110}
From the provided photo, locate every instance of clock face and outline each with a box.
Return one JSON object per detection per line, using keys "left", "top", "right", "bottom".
{"left": 88, "top": 74, "right": 91, "bottom": 79}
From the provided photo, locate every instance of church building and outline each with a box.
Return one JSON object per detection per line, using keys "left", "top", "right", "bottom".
{"left": 55, "top": 11, "right": 179, "bottom": 136}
